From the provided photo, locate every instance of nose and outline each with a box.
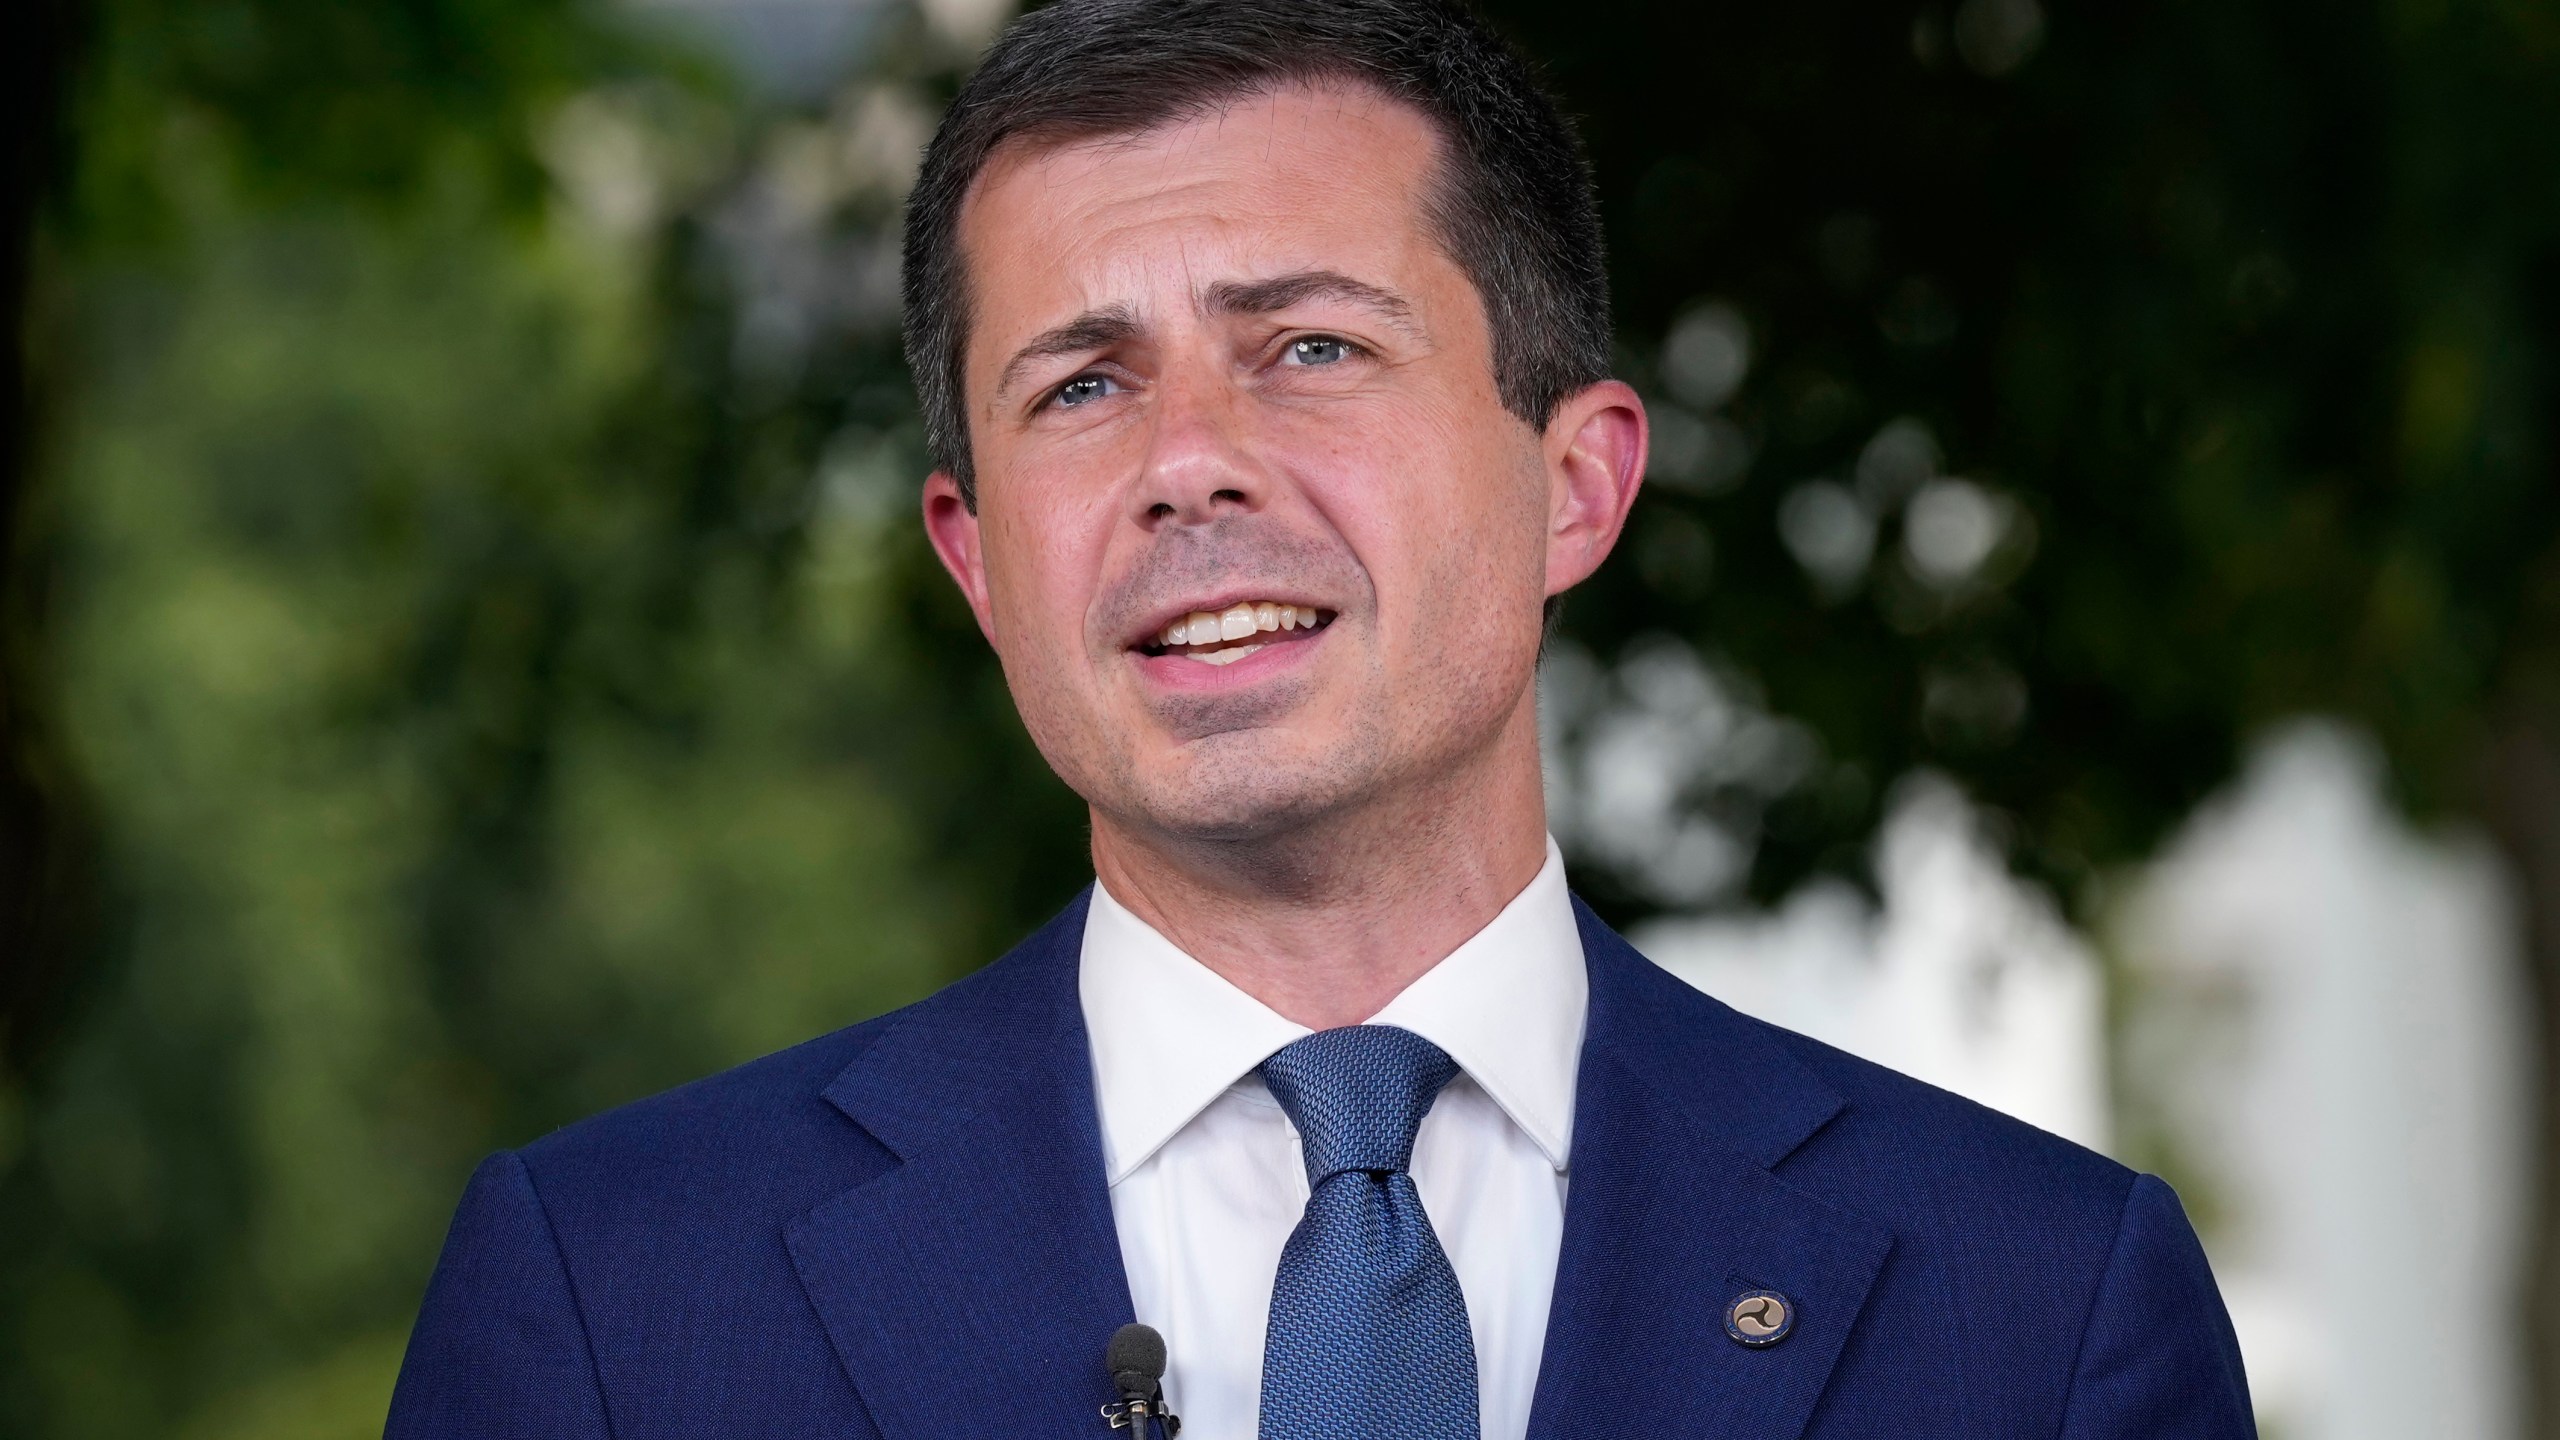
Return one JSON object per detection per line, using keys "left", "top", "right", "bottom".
{"left": 1133, "top": 367, "right": 1267, "bottom": 527}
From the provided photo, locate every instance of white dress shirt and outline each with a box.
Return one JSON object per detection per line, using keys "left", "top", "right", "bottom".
{"left": 1079, "top": 839, "right": 1588, "bottom": 1440}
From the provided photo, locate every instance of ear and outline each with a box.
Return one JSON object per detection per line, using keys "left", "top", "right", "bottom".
{"left": 922, "top": 471, "right": 1002, "bottom": 646}
{"left": 1541, "top": 380, "right": 1648, "bottom": 599}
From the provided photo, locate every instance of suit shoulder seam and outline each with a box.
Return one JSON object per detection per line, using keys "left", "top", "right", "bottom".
{"left": 2048, "top": 1168, "right": 2148, "bottom": 1438}
{"left": 505, "top": 1149, "right": 623, "bottom": 1440}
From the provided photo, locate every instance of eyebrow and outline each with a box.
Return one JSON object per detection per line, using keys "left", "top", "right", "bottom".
{"left": 994, "top": 305, "right": 1143, "bottom": 403}
{"left": 1202, "top": 270, "right": 1421, "bottom": 335}
{"left": 991, "top": 271, "right": 1425, "bottom": 405}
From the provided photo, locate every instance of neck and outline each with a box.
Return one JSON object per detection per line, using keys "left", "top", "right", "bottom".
{"left": 1089, "top": 705, "right": 1551, "bottom": 1030}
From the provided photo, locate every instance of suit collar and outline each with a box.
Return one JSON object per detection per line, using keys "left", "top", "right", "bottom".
{"left": 787, "top": 890, "right": 1136, "bottom": 1440}
{"left": 1526, "top": 899, "right": 1894, "bottom": 1439}
{"left": 815, "top": 888, "right": 1097, "bottom": 1156}
{"left": 1568, "top": 895, "right": 1845, "bottom": 1168}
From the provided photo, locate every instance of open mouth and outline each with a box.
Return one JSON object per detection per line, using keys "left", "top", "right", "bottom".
{"left": 1136, "top": 601, "right": 1336, "bottom": 667}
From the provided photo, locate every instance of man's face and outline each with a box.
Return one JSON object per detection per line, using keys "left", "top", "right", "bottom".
{"left": 929, "top": 83, "right": 1627, "bottom": 845}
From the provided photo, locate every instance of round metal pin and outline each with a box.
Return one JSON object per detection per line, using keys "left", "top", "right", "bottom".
{"left": 1723, "top": 1289, "right": 1795, "bottom": 1347}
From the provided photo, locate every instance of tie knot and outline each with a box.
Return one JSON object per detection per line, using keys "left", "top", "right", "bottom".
{"left": 1258, "top": 1025, "right": 1461, "bottom": 1184}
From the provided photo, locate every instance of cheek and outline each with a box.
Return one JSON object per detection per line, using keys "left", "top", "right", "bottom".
{"left": 975, "top": 502, "right": 1114, "bottom": 783}
{"left": 1319, "top": 412, "right": 1546, "bottom": 608}
{"left": 979, "top": 484, "right": 1107, "bottom": 660}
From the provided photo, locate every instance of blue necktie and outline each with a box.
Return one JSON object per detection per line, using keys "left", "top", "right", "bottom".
{"left": 1256, "top": 1025, "right": 1481, "bottom": 1440}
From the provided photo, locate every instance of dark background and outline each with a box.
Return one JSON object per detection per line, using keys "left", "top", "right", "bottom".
{"left": 3, "top": 0, "right": 2557, "bottom": 1434}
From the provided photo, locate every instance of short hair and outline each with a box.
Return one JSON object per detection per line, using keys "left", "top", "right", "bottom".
{"left": 901, "top": 0, "right": 1612, "bottom": 507}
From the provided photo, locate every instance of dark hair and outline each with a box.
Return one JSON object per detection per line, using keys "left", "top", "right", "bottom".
{"left": 901, "top": 0, "right": 1612, "bottom": 506}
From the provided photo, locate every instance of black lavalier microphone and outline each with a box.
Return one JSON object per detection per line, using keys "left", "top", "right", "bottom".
{"left": 1102, "top": 1323, "right": 1180, "bottom": 1436}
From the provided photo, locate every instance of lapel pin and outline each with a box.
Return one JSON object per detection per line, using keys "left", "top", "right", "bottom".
{"left": 1723, "top": 1289, "right": 1796, "bottom": 1348}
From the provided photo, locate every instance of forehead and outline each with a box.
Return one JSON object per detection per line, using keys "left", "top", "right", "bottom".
{"left": 955, "top": 83, "right": 1455, "bottom": 340}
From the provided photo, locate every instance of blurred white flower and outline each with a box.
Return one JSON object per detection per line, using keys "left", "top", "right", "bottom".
{"left": 1903, "top": 478, "right": 2012, "bottom": 584}
{"left": 1660, "top": 302, "right": 1752, "bottom": 411}
{"left": 1778, "top": 480, "right": 1876, "bottom": 595}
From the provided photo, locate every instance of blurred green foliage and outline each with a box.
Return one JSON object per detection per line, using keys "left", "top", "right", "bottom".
{"left": 4, "top": 0, "right": 2559, "bottom": 1437}
{"left": 5, "top": 2, "right": 1080, "bottom": 1434}
{"left": 1503, "top": 0, "right": 2560, "bottom": 916}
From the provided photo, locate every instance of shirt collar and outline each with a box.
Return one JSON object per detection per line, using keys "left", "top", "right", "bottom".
{"left": 1078, "top": 837, "right": 1587, "bottom": 1184}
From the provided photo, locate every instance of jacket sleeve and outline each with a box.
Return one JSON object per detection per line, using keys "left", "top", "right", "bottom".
{"left": 2056, "top": 1172, "right": 2256, "bottom": 1438}
{"left": 385, "top": 1151, "right": 614, "bottom": 1440}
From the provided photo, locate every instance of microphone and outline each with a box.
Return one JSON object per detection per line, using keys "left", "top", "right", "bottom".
{"left": 1102, "top": 1323, "right": 1179, "bottom": 1437}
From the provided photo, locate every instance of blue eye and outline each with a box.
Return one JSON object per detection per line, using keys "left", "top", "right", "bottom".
{"left": 1054, "top": 374, "right": 1121, "bottom": 408}
{"left": 1286, "top": 337, "right": 1353, "bottom": 366}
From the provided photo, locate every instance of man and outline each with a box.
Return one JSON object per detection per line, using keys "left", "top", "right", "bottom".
{"left": 387, "top": 0, "right": 2255, "bottom": 1435}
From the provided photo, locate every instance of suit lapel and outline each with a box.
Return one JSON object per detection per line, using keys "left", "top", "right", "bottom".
{"left": 1527, "top": 901, "right": 1895, "bottom": 1440}
{"left": 784, "top": 889, "right": 1891, "bottom": 1438}
{"left": 786, "top": 892, "right": 1136, "bottom": 1440}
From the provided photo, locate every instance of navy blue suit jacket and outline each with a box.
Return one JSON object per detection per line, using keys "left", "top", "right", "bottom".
{"left": 387, "top": 892, "right": 2254, "bottom": 1437}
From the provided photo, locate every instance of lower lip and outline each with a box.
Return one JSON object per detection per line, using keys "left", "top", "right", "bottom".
{"left": 1131, "top": 624, "right": 1331, "bottom": 690}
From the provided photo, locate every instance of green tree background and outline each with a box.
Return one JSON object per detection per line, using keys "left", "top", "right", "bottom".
{"left": 1, "top": 0, "right": 2556, "bottom": 1436}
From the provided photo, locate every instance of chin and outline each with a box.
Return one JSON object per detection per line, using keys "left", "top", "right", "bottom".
{"left": 1117, "top": 747, "right": 1380, "bottom": 847}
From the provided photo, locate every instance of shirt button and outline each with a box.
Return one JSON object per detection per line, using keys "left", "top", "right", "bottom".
{"left": 1724, "top": 1289, "right": 1795, "bottom": 1347}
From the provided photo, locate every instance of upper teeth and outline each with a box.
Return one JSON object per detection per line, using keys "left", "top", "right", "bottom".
{"left": 1157, "top": 603, "right": 1319, "bottom": 648}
